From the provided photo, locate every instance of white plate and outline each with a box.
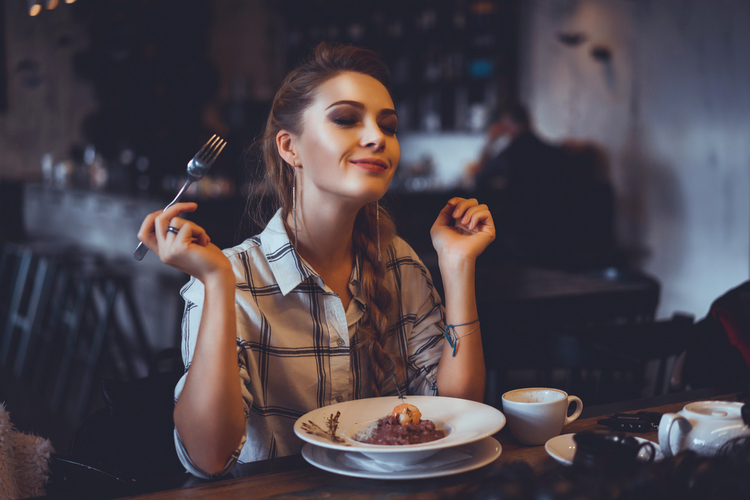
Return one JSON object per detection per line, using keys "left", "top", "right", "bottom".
{"left": 294, "top": 396, "right": 505, "bottom": 464}
{"left": 545, "top": 433, "right": 664, "bottom": 466}
{"left": 301, "top": 436, "right": 502, "bottom": 480}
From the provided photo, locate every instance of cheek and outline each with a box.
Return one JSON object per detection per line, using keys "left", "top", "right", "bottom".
{"left": 391, "top": 140, "right": 401, "bottom": 166}
{"left": 301, "top": 131, "right": 344, "bottom": 166}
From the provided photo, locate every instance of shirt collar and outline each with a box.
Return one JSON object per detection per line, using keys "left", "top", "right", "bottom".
{"left": 259, "top": 209, "right": 365, "bottom": 301}
{"left": 259, "top": 209, "right": 318, "bottom": 296}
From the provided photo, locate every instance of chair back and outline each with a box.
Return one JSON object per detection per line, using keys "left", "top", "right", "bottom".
{"left": 682, "top": 281, "right": 750, "bottom": 391}
{"left": 66, "top": 348, "right": 184, "bottom": 482}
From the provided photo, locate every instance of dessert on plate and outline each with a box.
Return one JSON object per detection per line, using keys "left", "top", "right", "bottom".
{"left": 353, "top": 403, "right": 446, "bottom": 445}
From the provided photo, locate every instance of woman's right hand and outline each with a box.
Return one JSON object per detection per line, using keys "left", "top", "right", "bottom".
{"left": 137, "top": 202, "right": 232, "bottom": 283}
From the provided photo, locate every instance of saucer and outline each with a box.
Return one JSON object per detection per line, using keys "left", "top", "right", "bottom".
{"left": 545, "top": 433, "right": 664, "bottom": 466}
{"left": 301, "top": 436, "right": 501, "bottom": 480}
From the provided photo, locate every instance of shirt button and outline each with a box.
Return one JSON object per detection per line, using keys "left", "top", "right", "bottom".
{"left": 336, "top": 396, "right": 344, "bottom": 403}
{"left": 337, "top": 339, "right": 345, "bottom": 346}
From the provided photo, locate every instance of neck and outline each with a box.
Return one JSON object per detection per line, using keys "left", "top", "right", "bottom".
{"left": 288, "top": 196, "right": 362, "bottom": 274}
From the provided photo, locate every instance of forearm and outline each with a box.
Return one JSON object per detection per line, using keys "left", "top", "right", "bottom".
{"left": 435, "top": 255, "right": 486, "bottom": 402}
{"left": 174, "top": 272, "right": 246, "bottom": 475}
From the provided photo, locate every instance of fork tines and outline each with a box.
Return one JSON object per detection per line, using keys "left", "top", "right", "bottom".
{"left": 197, "top": 134, "right": 227, "bottom": 164}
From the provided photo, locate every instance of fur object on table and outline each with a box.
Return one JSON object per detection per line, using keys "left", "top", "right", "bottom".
{"left": 0, "top": 403, "right": 55, "bottom": 500}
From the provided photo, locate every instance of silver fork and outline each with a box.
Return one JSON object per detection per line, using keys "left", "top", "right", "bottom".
{"left": 134, "top": 134, "right": 227, "bottom": 261}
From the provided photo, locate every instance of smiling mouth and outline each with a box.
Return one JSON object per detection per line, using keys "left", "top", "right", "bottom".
{"left": 351, "top": 159, "right": 388, "bottom": 171}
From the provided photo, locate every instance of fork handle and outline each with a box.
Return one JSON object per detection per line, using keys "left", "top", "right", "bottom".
{"left": 133, "top": 241, "right": 149, "bottom": 261}
{"left": 133, "top": 179, "right": 194, "bottom": 261}
{"left": 164, "top": 178, "right": 194, "bottom": 210}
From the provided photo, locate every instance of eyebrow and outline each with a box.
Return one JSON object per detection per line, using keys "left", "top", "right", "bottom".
{"left": 325, "top": 100, "right": 398, "bottom": 118}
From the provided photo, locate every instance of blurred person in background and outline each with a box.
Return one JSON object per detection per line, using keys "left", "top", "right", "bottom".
{"left": 465, "top": 102, "right": 570, "bottom": 267}
{"left": 465, "top": 102, "right": 617, "bottom": 270}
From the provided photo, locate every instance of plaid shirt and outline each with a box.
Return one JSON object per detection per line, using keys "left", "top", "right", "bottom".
{"left": 174, "top": 210, "right": 445, "bottom": 477}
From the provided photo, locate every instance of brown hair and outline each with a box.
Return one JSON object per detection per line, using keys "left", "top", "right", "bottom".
{"left": 246, "top": 42, "right": 403, "bottom": 396}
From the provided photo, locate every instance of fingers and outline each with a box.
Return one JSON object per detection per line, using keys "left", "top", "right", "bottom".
{"left": 137, "top": 202, "right": 202, "bottom": 257}
{"left": 446, "top": 197, "right": 475, "bottom": 219}
{"left": 435, "top": 199, "right": 459, "bottom": 226}
{"left": 154, "top": 203, "right": 198, "bottom": 245}
{"left": 167, "top": 217, "right": 211, "bottom": 247}
{"left": 445, "top": 198, "right": 494, "bottom": 232}
{"left": 137, "top": 210, "right": 162, "bottom": 252}
{"left": 460, "top": 205, "right": 494, "bottom": 233}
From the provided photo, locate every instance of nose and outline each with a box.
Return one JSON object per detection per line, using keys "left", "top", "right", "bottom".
{"left": 361, "top": 118, "right": 386, "bottom": 151}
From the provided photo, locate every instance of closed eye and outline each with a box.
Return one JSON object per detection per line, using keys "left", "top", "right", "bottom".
{"left": 333, "top": 117, "right": 358, "bottom": 126}
{"left": 379, "top": 118, "right": 398, "bottom": 135}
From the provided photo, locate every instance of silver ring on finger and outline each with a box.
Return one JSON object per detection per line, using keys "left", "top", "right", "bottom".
{"left": 166, "top": 226, "right": 180, "bottom": 235}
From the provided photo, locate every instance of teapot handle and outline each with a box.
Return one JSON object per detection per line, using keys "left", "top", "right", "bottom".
{"left": 658, "top": 412, "right": 691, "bottom": 457}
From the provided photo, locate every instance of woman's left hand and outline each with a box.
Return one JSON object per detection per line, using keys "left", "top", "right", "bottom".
{"left": 430, "top": 197, "right": 495, "bottom": 263}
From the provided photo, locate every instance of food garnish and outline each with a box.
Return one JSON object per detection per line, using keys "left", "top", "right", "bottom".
{"left": 301, "top": 411, "right": 345, "bottom": 443}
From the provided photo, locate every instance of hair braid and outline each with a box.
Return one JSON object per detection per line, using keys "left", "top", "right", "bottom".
{"left": 351, "top": 202, "right": 404, "bottom": 395}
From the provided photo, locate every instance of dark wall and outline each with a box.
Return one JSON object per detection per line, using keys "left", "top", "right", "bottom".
{"left": 0, "top": 0, "right": 8, "bottom": 113}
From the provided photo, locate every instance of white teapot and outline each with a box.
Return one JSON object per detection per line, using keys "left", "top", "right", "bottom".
{"left": 658, "top": 401, "right": 750, "bottom": 457}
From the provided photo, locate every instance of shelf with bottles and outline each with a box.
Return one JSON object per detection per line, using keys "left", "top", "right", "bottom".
{"left": 69, "top": 0, "right": 219, "bottom": 197}
{"left": 277, "top": 0, "right": 520, "bottom": 132}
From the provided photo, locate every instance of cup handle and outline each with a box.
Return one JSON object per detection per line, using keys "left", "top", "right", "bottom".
{"left": 564, "top": 395, "right": 583, "bottom": 425}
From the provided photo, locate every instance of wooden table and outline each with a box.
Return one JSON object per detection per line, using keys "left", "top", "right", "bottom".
{"left": 110, "top": 390, "right": 737, "bottom": 500}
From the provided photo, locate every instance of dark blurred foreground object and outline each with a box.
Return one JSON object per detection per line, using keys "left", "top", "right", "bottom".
{"left": 573, "top": 430, "right": 656, "bottom": 472}
{"left": 682, "top": 281, "right": 750, "bottom": 392}
{"left": 46, "top": 349, "right": 185, "bottom": 498}
{"left": 472, "top": 432, "right": 750, "bottom": 500}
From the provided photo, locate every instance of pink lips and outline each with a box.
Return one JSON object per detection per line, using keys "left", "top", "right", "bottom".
{"left": 351, "top": 158, "right": 388, "bottom": 172}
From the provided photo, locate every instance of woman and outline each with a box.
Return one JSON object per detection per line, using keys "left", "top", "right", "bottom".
{"left": 137, "top": 42, "right": 495, "bottom": 478}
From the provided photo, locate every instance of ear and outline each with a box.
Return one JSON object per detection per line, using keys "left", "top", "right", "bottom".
{"left": 276, "top": 129, "right": 300, "bottom": 168}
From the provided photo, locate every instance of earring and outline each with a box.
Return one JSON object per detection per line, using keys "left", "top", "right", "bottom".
{"left": 376, "top": 201, "right": 381, "bottom": 263}
{"left": 292, "top": 166, "right": 298, "bottom": 249}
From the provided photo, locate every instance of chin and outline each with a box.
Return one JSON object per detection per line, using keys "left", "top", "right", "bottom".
{"left": 349, "top": 182, "right": 392, "bottom": 204}
{"left": 363, "top": 186, "right": 391, "bottom": 204}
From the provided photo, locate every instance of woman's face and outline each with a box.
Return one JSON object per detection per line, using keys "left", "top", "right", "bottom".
{"left": 292, "top": 71, "right": 400, "bottom": 207}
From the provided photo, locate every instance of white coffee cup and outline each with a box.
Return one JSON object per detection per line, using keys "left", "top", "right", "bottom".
{"left": 502, "top": 387, "right": 583, "bottom": 445}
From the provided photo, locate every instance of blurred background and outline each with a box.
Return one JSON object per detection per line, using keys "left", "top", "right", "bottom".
{"left": 1, "top": 0, "right": 749, "bottom": 456}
